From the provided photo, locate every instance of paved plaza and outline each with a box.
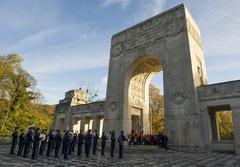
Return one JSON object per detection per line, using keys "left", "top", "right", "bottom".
{"left": 0, "top": 145, "right": 240, "bottom": 167}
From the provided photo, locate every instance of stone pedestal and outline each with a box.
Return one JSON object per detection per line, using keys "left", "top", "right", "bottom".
{"left": 232, "top": 107, "right": 240, "bottom": 154}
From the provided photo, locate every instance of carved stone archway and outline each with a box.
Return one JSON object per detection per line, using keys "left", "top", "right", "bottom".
{"left": 103, "top": 4, "right": 208, "bottom": 151}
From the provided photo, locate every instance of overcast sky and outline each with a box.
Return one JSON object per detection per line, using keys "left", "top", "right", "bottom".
{"left": 1, "top": 0, "right": 240, "bottom": 104}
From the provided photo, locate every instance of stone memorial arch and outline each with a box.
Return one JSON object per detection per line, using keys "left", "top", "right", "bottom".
{"left": 103, "top": 4, "right": 208, "bottom": 150}
{"left": 53, "top": 4, "right": 240, "bottom": 153}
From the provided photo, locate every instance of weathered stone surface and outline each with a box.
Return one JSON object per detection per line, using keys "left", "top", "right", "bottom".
{"left": 53, "top": 4, "right": 240, "bottom": 154}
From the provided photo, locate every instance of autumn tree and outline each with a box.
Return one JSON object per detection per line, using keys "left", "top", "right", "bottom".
{"left": 149, "top": 84, "right": 164, "bottom": 134}
{"left": 0, "top": 54, "right": 54, "bottom": 136}
{"left": 216, "top": 111, "right": 234, "bottom": 140}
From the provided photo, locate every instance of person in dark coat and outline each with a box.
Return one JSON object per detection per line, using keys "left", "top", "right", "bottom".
{"left": 101, "top": 132, "right": 108, "bottom": 156}
{"left": 109, "top": 130, "right": 116, "bottom": 157}
{"left": 32, "top": 128, "right": 42, "bottom": 159}
{"left": 77, "top": 130, "right": 84, "bottom": 156}
{"left": 17, "top": 129, "right": 25, "bottom": 156}
{"left": 63, "top": 130, "right": 72, "bottom": 160}
{"left": 61, "top": 130, "right": 66, "bottom": 154}
{"left": 46, "top": 129, "right": 55, "bottom": 157}
{"left": 23, "top": 127, "right": 34, "bottom": 158}
{"left": 117, "top": 130, "right": 127, "bottom": 159}
{"left": 68, "top": 131, "right": 73, "bottom": 155}
{"left": 92, "top": 130, "right": 99, "bottom": 155}
{"left": 72, "top": 132, "right": 77, "bottom": 152}
{"left": 10, "top": 127, "right": 18, "bottom": 155}
{"left": 157, "top": 132, "right": 164, "bottom": 148}
{"left": 39, "top": 129, "right": 47, "bottom": 155}
{"left": 85, "top": 130, "right": 92, "bottom": 157}
{"left": 163, "top": 133, "right": 168, "bottom": 149}
{"left": 54, "top": 130, "right": 62, "bottom": 158}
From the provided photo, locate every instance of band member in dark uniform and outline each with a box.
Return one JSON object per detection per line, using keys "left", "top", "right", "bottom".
{"left": 63, "top": 130, "right": 71, "bottom": 160}
{"left": 23, "top": 127, "right": 33, "bottom": 158}
{"left": 117, "top": 130, "right": 127, "bottom": 159}
{"left": 77, "top": 130, "right": 84, "bottom": 156}
{"left": 17, "top": 129, "right": 25, "bottom": 156}
{"left": 85, "top": 130, "right": 92, "bottom": 157}
{"left": 92, "top": 130, "right": 99, "bottom": 155}
{"left": 109, "top": 130, "right": 116, "bottom": 157}
{"left": 32, "top": 128, "right": 42, "bottom": 159}
{"left": 72, "top": 132, "right": 77, "bottom": 152}
{"left": 61, "top": 130, "right": 66, "bottom": 154}
{"left": 101, "top": 132, "right": 108, "bottom": 156}
{"left": 39, "top": 129, "right": 47, "bottom": 155}
{"left": 54, "top": 130, "right": 62, "bottom": 158}
{"left": 68, "top": 131, "right": 73, "bottom": 156}
{"left": 46, "top": 129, "right": 54, "bottom": 157}
{"left": 10, "top": 127, "right": 18, "bottom": 155}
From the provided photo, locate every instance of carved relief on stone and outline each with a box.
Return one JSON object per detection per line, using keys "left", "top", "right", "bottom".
{"left": 129, "top": 58, "right": 162, "bottom": 100}
{"left": 165, "top": 17, "right": 185, "bottom": 37}
{"left": 131, "top": 98, "right": 143, "bottom": 109}
{"left": 113, "top": 17, "right": 187, "bottom": 52}
{"left": 111, "top": 42, "right": 124, "bottom": 57}
{"left": 109, "top": 101, "right": 117, "bottom": 112}
{"left": 172, "top": 92, "right": 185, "bottom": 105}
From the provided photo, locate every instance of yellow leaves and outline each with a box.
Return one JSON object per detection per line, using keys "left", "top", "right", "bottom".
{"left": 149, "top": 84, "right": 165, "bottom": 134}
{"left": 0, "top": 54, "right": 54, "bottom": 136}
{"left": 216, "top": 111, "right": 234, "bottom": 140}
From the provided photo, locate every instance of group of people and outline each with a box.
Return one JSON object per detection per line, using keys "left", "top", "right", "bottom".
{"left": 10, "top": 126, "right": 128, "bottom": 160}
{"left": 127, "top": 129, "right": 168, "bottom": 148}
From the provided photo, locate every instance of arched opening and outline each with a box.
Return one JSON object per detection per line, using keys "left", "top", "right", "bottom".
{"left": 125, "top": 55, "right": 164, "bottom": 135}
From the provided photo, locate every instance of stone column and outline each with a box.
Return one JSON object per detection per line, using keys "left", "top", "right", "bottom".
{"left": 232, "top": 106, "right": 240, "bottom": 154}
{"left": 92, "top": 116, "right": 100, "bottom": 133}
{"left": 209, "top": 111, "right": 219, "bottom": 141}
{"left": 52, "top": 109, "right": 58, "bottom": 130}
{"left": 80, "top": 118, "right": 86, "bottom": 132}
{"left": 200, "top": 107, "right": 211, "bottom": 152}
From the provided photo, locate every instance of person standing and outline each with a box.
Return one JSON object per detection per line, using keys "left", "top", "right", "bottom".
{"left": 163, "top": 133, "right": 168, "bottom": 149}
{"left": 85, "top": 130, "right": 92, "bottom": 157}
{"left": 32, "top": 128, "right": 42, "bottom": 159}
{"left": 72, "top": 132, "right": 77, "bottom": 152}
{"left": 23, "top": 127, "right": 34, "bottom": 158}
{"left": 10, "top": 127, "right": 18, "bottom": 155}
{"left": 77, "top": 130, "right": 84, "bottom": 156}
{"left": 39, "top": 129, "right": 47, "bottom": 155}
{"left": 46, "top": 129, "right": 54, "bottom": 157}
{"left": 109, "top": 130, "right": 116, "bottom": 157}
{"left": 117, "top": 130, "right": 127, "bottom": 159}
{"left": 101, "top": 132, "right": 107, "bottom": 156}
{"left": 17, "top": 129, "right": 25, "bottom": 156}
{"left": 157, "top": 132, "right": 164, "bottom": 148}
{"left": 54, "top": 130, "right": 62, "bottom": 158}
{"left": 63, "top": 130, "right": 71, "bottom": 160}
{"left": 92, "top": 130, "right": 99, "bottom": 155}
{"left": 61, "top": 130, "right": 66, "bottom": 155}
{"left": 68, "top": 131, "right": 73, "bottom": 156}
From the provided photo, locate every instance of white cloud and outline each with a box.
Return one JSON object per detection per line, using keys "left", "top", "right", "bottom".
{"left": 102, "top": 0, "right": 132, "bottom": 9}
{"left": 133, "top": 0, "right": 166, "bottom": 22}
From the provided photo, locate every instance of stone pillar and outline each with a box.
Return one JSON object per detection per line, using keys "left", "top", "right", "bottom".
{"left": 92, "top": 116, "right": 100, "bottom": 133}
{"left": 64, "top": 108, "right": 72, "bottom": 130}
{"left": 209, "top": 111, "right": 219, "bottom": 141}
{"left": 80, "top": 118, "right": 86, "bottom": 132}
{"left": 199, "top": 107, "right": 211, "bottom": 152}
{"left": 232, "top": 106, "right": 240, "bottom": 154}
{"left": 52, "top": 109, "right": 58, "bottom": 130}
